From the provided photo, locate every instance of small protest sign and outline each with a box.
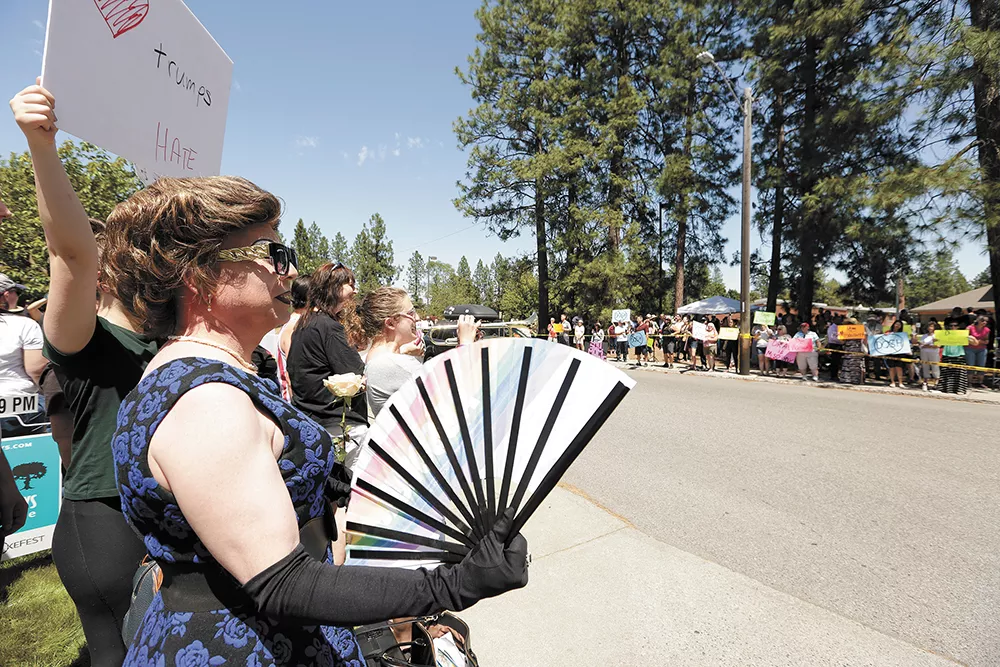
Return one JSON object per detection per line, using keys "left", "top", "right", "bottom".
{"left": 765, "top": 339, "right": 796, "bottom": 363}
{"left": 753, "top": 311, "right": 776, "bottom": 325}
{"left": 612, "top": 309, "right": 631, "bottom": 324}
{"left": 718, "top": 327, "right": 739, "bottom": 341}
{"left": 691, "top": 321, "right": 708, "bottom": 341}
{"left": 788, "top": 337, "right": 814, "bottom": 353}
{"left": 867, "top": 332, "right": 911, "bottom": 357}
{"left": 1, "top": 434, "right": 62, "bottom": 561}
{"left": 628, "top": 332, "right": 647, "bottom": 348}
{"left": 837, "top": 324, "right": 866, "bottom": 340}
{"left": 933, "top": 330, "right": 970, "bottom": 347}
{"left": 42, "top": 0, "right": 233, "bottom": 182}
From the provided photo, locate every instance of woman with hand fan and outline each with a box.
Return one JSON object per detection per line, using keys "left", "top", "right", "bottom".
{"left": 363, "top": 287, "right": 480, "bottom": 418}
{"left": 104, "top": 178, "right": 529, "bottom": 667}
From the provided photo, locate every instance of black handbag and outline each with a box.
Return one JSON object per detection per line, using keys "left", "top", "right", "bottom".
{"left": 121, "top": 555, "right": 162, "bottom": 643}
{"left": 355, "top": 613, "right": 479, "bottom": 667}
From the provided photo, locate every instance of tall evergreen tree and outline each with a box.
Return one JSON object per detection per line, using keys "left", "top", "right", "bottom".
{"left": 472, "top": 259, "right": 492, "bottom": 304}
{"left": 350, "top": 213, "right": 397, "bottom": 296}
{"left": 405, "top": 251, "right": 426, "bottom": 304}
{"left": 330, "top": 231, "right": 349, "bottom": 264}
{"left": 915, "top": 0, "right": 1000, "bottom": 317}
{"left": 456, "top": 0, "right": 560, "bottom": 322}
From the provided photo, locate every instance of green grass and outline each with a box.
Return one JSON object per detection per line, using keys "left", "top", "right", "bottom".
{"left": 0, "top": 551, "right": 87, "bottom": 667}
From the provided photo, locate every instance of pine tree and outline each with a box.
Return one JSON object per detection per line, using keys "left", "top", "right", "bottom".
{"left": 405, "top": 251, "right": 426, "bottom": 304}
{"left": 472, "top": 259, "right": 492, "bottom": 305}
{"left": 747, "top": 0, "right": 920, "bottom": 317}
{"left": 907, "top": 250, "right": 972, "bottom": 307}
{"left": 291, "top": 219, "right": 314, "bottom": 274}
{"left": 330, "top": 232, "right": 349, "bottom": 264}
{"left": 915, "top": 0, "right": 1000, "bottom": 317}
{"left": 456, "top": 0, "right": 560, "bottom": 323}
{"left": 455, "top": 256, "right": 476, "bottom": 304}
{"left": 349, "top": 213, "right": 397, "bottom": 296}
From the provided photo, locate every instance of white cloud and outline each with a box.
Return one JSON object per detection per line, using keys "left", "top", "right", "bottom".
{"left": 232, "top": 80, "right": 242, "bottom": 92}
{"left": 33, "top": 19, "right": 44, "bottom": 31}
{"left": 378, "top": 144, "right": 388, "bottom": 161}
{"left": 357, "top": 145, "right": 370, "bottom": 166}
{"left": 341, "top": 151, "right": 349, "bottom": 161}
{"left": 407, "top": 136, "right": 425, "bottom": 149}
{"left": 295, "top": 136, "right": 318, "bottom": 148}
{"left": 392, "top": 148, "right": 401, "bottom": 157}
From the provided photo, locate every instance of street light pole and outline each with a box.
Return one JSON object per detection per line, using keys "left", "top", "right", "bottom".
{"left": 697, "top": 51, "right": 753, "bottom": 376}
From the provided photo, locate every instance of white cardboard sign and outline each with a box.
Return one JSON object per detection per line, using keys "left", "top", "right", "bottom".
{"left": 41, "top": 0, "right": 233, "bottom": 183}
{"left": 611, "top": 309, "right": 631, "bottom": 324}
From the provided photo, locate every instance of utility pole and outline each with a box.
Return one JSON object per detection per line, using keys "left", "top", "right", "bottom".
{"left": 697, "top": 51, "right": 754, "bottom": 375}
{"left": 739, "top": 87, "right": 753, "bottom": 376}
{"left": 658, "top": 202, "right": 667, "bottom": 313}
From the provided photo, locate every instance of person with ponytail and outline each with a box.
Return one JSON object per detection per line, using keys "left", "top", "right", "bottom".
{"left": 361, "top": 287, "right": 478, "bottom": 418}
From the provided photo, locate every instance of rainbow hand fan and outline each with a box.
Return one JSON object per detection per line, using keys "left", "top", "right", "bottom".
{"left": 345, "top": 338, "right": 635, "bottom": 568}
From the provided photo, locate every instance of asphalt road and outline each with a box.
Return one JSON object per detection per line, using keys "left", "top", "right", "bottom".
{"left": 562, "top": 370, "right": 999, "bottom": 666}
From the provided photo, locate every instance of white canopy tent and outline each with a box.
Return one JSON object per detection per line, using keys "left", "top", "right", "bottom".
{"left": 677, "top": 295, "right": 741, "bottom": 315}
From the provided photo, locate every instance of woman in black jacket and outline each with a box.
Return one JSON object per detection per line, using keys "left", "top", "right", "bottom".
{"left": 287, "top": 262, "right": 369, "bottom": 463}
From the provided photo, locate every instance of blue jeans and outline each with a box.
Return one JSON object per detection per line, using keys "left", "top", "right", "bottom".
{"left": 965, "top": 347, "right": 987, "bottom": 369}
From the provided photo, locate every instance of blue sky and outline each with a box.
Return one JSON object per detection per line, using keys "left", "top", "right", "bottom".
{"left": 0, "top": 0, "right": 989, "bottom": 297}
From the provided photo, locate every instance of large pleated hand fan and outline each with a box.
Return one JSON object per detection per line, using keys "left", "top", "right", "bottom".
{"left": 345, "top": 338, "right": 635, "bottom": 569}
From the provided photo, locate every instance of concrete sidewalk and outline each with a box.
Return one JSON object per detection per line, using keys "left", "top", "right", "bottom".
{"left": 461, "top": 485, "right": 960, "bottom": 666}
{"left": 607, "top": 359, "right": 1000, "bottom": 406}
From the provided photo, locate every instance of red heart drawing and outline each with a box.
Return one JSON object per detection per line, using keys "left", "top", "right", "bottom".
{"left": 94, "top": 0, "right": 149, "bottom": 39}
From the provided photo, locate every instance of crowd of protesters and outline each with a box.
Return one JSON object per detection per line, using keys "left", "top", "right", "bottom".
{"left": 543, "top": 307, "right": 997, "bottom": 395}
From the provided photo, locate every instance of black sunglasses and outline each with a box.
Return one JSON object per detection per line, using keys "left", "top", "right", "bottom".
{"left": 218, "top": 240, "right": 298, "bottom": 276}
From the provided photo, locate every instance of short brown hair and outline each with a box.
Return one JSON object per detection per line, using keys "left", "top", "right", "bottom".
{"left": 360, "top": 287, "right": 408, "bottom": 339}
{"left": 102, "top": 176, "right": 281, "bottom": 338}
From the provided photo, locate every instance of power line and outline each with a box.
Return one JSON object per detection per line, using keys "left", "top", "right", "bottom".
{"left": 399, "top": 222, "right": 482, "bottom": 255}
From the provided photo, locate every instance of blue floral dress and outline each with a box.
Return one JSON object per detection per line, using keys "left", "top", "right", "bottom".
{"left": 113, "top": 358, "right": 364, "bottom": 667}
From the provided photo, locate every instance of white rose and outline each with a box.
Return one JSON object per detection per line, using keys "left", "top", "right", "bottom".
{"left": 323, "top": 373, "right": 364, "bottom": 398}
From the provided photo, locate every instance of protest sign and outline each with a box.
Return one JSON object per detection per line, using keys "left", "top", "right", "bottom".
{"left": 612, "top": 309, "right": 631, "bottom": 324}
{"left": 934, "top": 330, "right": 970, "bottom": 347}
{"left": 553, "top": 323, "right": 563, "bottom": 334}
{"left": 837, "top": 324, "right": 866, "bottom": 340}
{"left": 1, "top": 434, "right": 62, "bottom": 561}
{"left": 788, "top": 337, "right": 814, "bottom": 353}
{"left": 718, "top": 327, "right": 739, "bottom": 340}
{"left": 753, "top": 311, "right": 776, "bottom": 325}
{"left": 628, "top": 332, "right": 647, "bottom": 348}
{"left": 42, "top": 0, "right": 233, "bottom": 183}
{"left": 765, "top": 339, "right": 796, "bottom": 363}
{"left": 867, "top": 332, "right": 911, "bottom": 357}
{"left": 0, "top": 393, "right": 39, "bottom": 418}
{"left": 691, "top": 321, "right": 708, "bottom": 341}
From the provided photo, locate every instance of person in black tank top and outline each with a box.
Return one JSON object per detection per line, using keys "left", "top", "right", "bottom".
{"left": 11, "top": 82, "right": 154, "bottom": 666}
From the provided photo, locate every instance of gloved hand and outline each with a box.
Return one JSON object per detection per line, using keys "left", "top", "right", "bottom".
{"left": 440, "top": 508, "right": 529, "bottom": 608}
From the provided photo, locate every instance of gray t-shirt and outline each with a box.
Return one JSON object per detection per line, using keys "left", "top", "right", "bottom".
{"left": 365, "top": 352, "right": 424, "bottom": 418}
